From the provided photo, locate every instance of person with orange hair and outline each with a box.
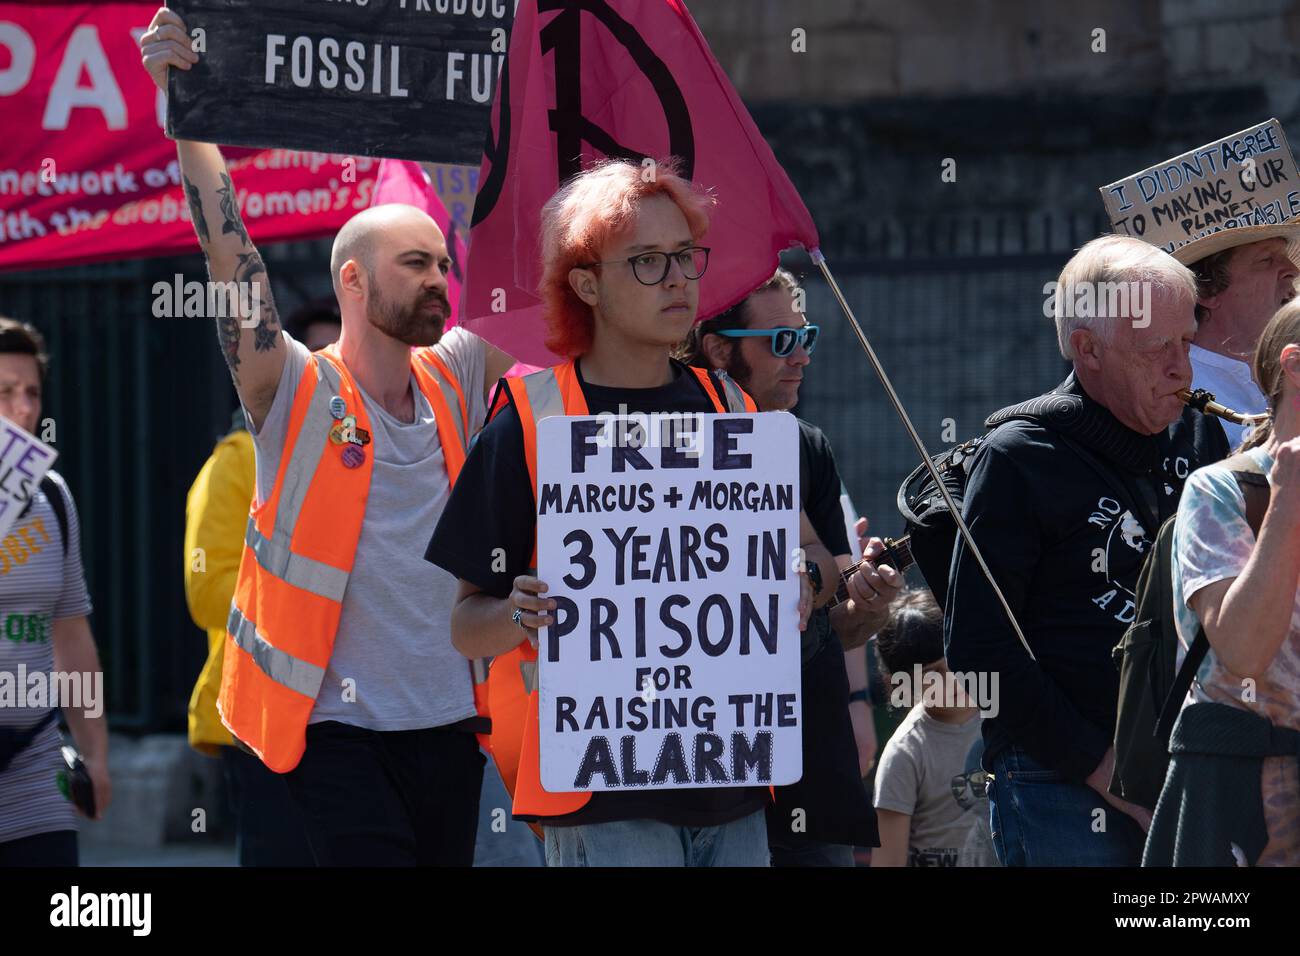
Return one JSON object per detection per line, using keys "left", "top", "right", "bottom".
{"left": 426, "top": 158, "right": 820, "bottom": 866}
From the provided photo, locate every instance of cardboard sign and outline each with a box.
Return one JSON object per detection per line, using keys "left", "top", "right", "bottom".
{"left": 1101, "top": 118, "right": 1300, "bottom": 255}
{"left": 166, "top": 0, "right": 513, "bottom": 165}
{"left": 535, "top": 411, "right": 802, "bottom": 793}
{"left": 0, "top": 416, "right": 57, "bottom": 539}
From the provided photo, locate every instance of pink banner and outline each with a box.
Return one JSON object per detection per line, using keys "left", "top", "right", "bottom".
{"left": 369, "top": 159, "right": 541, "bottom": 376}
{"left": 461, "top": 0, "right": 820, "bottom": 367}
{"left": 0, "top": 2, "right": 380, "bottom": 273}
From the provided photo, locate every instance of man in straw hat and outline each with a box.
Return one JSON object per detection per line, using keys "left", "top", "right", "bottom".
{"left": 1102, "top": 119, "right": 1300, "bottom": 448}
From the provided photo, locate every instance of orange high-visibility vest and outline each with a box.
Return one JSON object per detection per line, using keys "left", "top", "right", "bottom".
{"left": 488, "top": 359, "right": 757, "bottom": 819}
{"left": 218, "top": 343, "right": 492, "bottom": 773}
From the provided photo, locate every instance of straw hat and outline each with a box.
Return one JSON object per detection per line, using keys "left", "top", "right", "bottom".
{"left": 1167, "top": 221, "right": 1300, "bottom": 267}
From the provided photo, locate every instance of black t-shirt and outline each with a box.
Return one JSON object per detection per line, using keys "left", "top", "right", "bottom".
{"left": 425, "top": 357, "right": 769, "bottom": 827}
{"left": 944, "top": 375, "right": 1224, "bottom": 782}
{"left": 798, "top": 419, "right": 852, "bottom": 557}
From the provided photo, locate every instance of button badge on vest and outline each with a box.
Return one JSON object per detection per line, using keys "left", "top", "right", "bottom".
{"left": 328, "top": 399, "right": 371, "bottom": 466}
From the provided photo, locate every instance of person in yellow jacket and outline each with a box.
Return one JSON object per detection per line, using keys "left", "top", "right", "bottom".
{"left": 184, "top": 302, "right": 340, "bottom": 866}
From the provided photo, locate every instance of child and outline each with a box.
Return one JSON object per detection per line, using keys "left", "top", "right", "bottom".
{"left": 871, "top": 588, "right": 986, "bottom": 867}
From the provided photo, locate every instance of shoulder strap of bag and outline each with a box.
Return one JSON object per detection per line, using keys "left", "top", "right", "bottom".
{"left": 39, "top": 475, "right": 69, "bottom": 558}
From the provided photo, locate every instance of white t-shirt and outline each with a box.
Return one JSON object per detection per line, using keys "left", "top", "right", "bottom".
{"left": 248, "top": 328, "right": 488, "bottom": 731}
{"left": 1190, "top": 345, "right": 1267, "bottom": 449}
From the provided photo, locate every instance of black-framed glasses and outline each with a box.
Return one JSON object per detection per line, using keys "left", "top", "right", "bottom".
{"left": 714, "top": 324, "right": 820, "bottom": 357}
{"left": 580, "top": 246, "right": 710, "bottom": 285}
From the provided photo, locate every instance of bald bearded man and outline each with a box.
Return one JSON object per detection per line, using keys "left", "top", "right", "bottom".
{"left": 142, "top": 8, "right": 516, "bottom": 866}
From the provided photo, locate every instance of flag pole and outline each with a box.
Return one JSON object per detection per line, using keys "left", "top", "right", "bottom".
{"left": 809, "top": 248, "right": 1036, "bottom": 662}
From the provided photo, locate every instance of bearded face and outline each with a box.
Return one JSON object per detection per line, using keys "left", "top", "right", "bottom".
{"left": 366, "top": 277, "right": 450, "bottom": 347}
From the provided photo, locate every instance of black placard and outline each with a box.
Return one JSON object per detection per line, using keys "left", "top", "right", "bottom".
{"left": 166, "top": 0, "right": 512, "bottom": 164}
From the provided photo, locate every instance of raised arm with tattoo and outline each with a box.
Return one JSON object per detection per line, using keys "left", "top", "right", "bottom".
{"left": 140, "top": 7, "right": 286, "bottom": 429}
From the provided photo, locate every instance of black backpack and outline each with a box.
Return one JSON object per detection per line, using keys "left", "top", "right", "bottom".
{"left": 17, "top": 473, "right": 69, "bottom": 557}
{"left": 1109, "top": 452, "right": 1270, "bottom": 811}
{"left": 896, "top": 389, "right": 1228, "bottom": 607}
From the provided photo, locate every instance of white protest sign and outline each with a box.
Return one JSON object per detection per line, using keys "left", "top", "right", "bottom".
{"left": 536, "top": 410, "right": 802, "bottom": 793}
{"left": 1101, "top": 118, "right": 1300, "bottom": 255}
{"left": 0, "top": 415, "right": 57, "bottom": 540}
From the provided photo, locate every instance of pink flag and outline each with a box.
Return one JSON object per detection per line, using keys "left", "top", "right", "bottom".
{"left": 370, "top": 160, "right": 469, "bottom": 328}
{"left": 371, "top": 159, "right": 543, "bottom": 377}
{"left": 461, "top": 0, "right": 820, "bottom": 367}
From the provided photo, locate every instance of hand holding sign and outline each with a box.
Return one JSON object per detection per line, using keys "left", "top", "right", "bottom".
{"left": 510, "top": 574, "right": 554, "bottom": 648}
{"left": 797, "top": 565, "right": 812, "bottom": 632}
{"left": 140, "top": 8, "right": 199, "bottom": 96}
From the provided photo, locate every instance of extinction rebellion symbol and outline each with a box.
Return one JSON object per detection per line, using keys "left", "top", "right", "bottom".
{"left": 473, "top": 0, "right": 696, "bottom": 226}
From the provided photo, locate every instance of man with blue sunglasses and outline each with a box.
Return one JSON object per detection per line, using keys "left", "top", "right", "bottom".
{"left": 678, "top": 269, "right": 904, "bottom": 867}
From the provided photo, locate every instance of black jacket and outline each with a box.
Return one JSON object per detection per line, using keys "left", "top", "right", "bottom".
{"left": 944, "top": 374, "right": 1227, "bottom": 781}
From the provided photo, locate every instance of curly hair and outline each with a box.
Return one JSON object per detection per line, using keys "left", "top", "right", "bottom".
{"left": 674, "top": 268, "right": 802, "bottom": 368}
{"left": 1190, "top": 247, "right": 1236, "bottom": 325}
{"left": 538, "top": 157, "right": 715, "bottom": 358}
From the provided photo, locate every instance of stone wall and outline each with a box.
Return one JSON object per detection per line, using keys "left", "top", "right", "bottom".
{"left": 688, "top": 0, "right": 1300, "bottom": 101}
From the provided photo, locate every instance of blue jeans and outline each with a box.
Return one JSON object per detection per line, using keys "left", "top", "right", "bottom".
{"left": 988, "top": 747, "right": 1144, "bottom": 867}
{"left": 544, "top": 809, "right": 770, "bottom": 867}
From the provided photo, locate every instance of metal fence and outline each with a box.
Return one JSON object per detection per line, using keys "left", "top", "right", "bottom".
{"left": 791, "top": 213, "right": 1097, "bottom": 544}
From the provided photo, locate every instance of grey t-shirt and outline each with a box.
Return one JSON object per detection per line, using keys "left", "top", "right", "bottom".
{"left": 248, "top": 328, "right": 487, "bottom": 731}
{"left": 0, "top": 472, "right": 93, "bottom": 844}
{"left": 874, "top": 704, "right": 984, "bottom": 867}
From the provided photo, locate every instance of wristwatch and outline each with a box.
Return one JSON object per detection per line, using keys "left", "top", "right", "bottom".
{"left": 848, "top": 688, "right": 869, "bottom": 705}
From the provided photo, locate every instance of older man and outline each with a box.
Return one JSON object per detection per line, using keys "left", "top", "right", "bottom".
{"left": 944, "top": 235, "right": 1221, "bottom": 867}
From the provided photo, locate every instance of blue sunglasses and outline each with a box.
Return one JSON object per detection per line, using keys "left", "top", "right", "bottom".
{"left": 714, "top": 324, "right": 820, "bottom": 357}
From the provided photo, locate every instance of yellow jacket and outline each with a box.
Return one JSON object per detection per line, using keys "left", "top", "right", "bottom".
{"left": 184, "top": 428, "right": 255, "bottom": 755}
